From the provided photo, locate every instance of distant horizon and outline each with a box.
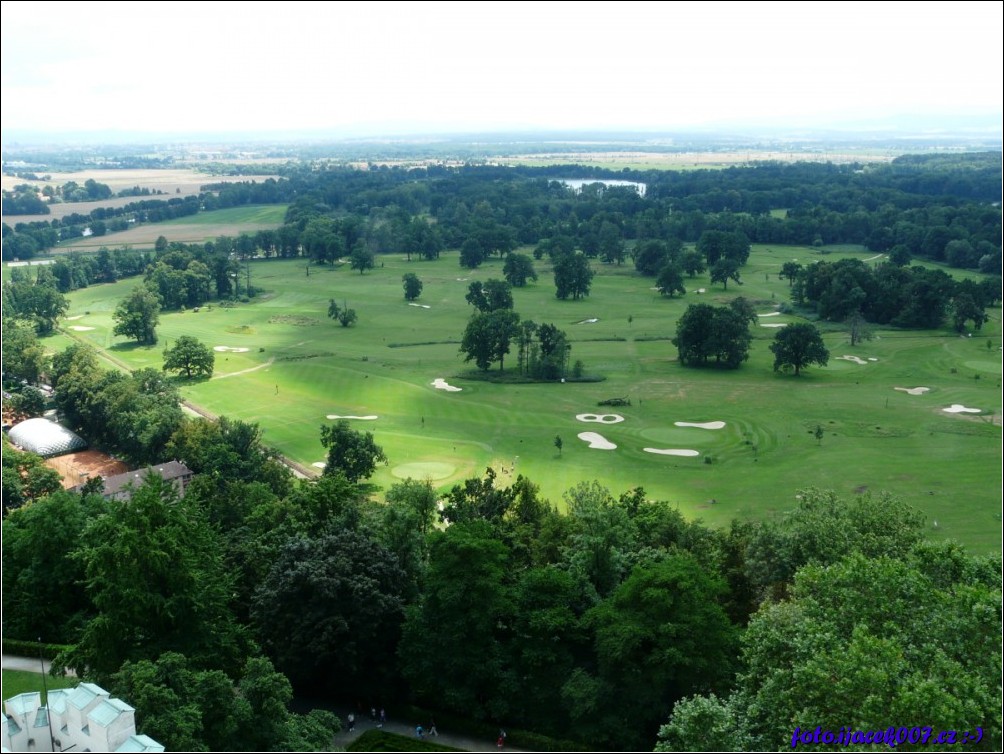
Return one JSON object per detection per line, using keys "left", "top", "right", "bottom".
{"left": 3, "top": 113, "right": 1002, "bottom": 150}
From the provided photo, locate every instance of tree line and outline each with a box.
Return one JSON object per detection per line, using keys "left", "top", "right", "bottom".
{"left": 6, "top": 156, "right": 1001, "bottom": 277}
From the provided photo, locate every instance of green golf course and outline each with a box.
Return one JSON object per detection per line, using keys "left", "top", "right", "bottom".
{"left": 54, "top": 244, "right": 1002, "bottom": 551}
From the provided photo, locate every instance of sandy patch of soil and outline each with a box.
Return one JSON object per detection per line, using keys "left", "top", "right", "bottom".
{"left": 674, "top": 421, "right": 725, "bottom": 429}
{"left": 577, "top": 431, "right": 617, "bottom": 449}
{"left": 576, "top": 413, "right": 624, "bottom": 424}
{"left": 894, "top": 387, "right": 930, "bottom": 396}
{"left": 942, "top": 404, "right": 981, "bottom": 414}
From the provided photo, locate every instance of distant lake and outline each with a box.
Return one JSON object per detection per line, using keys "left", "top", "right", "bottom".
{"left": 559, "top": 178, "right": 647, "bottom": 197}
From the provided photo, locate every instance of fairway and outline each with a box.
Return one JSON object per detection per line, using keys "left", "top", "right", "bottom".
{"left": 56, "top": 245, "right": 1003, "bottom": 552}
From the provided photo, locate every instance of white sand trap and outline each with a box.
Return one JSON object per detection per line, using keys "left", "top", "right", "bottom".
{"left": 409, "top": 303, "right": 431, "bottom": 309}
{"left": 837, "top": 355, "right": 868, "bottom": 365}
{"left": 868, "top": 358, "right": 878, "bottom": 362}
{"left": 432, "top": 378, "right": 462, "bottom": 392}
{"left": 675, "top": 421, "right": 726, "bottom": 430}
{"left": 68, "top": 325, "right": 95, "bottom": 331}
{"left": 576, "top": 413, "right": 625, "bottom": 424}
{"left": 758, "top": 312, "right": 781, "bottom": 317}
{"left": 312, "top": 461, "right": 326, "bottom": 469}
{"left": 213, "top": 346, "right": 251, "bottom": 353}
{"left": 894, "top": 387, "right": 930, "bottom": 396}
{"left": 326, "top": 414, "right": 378, "bottom": 420}
{"left": 760, "top": 323, "right": 787, "bottom": 328}
{"left": 456, "top": 277, "right": 469, "bottom": 282}
{"left": 66, "top": 315, "right": 85, "bottom": 320}
{"left": 696, "top": 288, "right": 706, "bottom": 293}
{"left": 644, "top": 448, "right": 700, "bottom": 457}
{"left": 575, "top": 318, "right": 599, "bottom": 324}
{"left": 578, "top": 431, "right": 617, "bottom": 449}
{"left": 943, "top": 404, "right": 981, "bottom": 414}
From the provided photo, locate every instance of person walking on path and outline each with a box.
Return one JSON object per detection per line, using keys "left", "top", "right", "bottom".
{"left": 379, "top": 708, "right": 386, "bottom": 727}
{"left": 416, "top": 724, "right": 424, "bottom": 739}
{"left": 347, "top": 713, "right": 355, "bottom": 732}
{"left": 429, "top": 719, "right": 438, "bottom": 736}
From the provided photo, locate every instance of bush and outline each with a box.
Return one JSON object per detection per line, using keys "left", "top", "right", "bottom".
{"left": 2, "top": 638, "right": 73, "bottom": 661}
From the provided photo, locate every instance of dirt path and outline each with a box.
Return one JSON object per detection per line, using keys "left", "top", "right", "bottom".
{"left": 212, "top": 357, "right": 275, "bottom": 379}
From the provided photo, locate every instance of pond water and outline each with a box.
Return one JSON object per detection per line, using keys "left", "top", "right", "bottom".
{"left": 559, "top": 178, "right": 647, "bottom": 197}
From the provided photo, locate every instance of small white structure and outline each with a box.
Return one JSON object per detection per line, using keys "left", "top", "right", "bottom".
{"left": 2, "top": 683, "right": 163, "bottom": 752}
{"left": 7, "top": 418, "right": 87, "bottom": 458}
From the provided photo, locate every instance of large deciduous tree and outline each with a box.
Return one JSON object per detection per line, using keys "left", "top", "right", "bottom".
{"left": 553, "top": 252, "right": 594, "bottom": 300}
{"left": 59, "top": 474, "right": 249, "bottom": 684}
{"left": 113, "top": 286, "right": 162, "bottom": 344}
{"left": 162, "top": 335, "right": 215, "bottom": 379}
{"left": 399, "top": 521, "right": 514, "bottom": 721}
{"left": 672, "top": 304, "right": 752, "bottom": 369}
{"left": 319, "top": 420, "right": 387, "bottom": 483}
{"left": 656, "top": 262, "right": 687, "bottom": 297}
{"left": 402, "top": 272, "right": 423, "bottom": 301}
{"left": 503, "top": 252, "right": 538, "bottom": 287}
{"left": 769, "top": 322, "right": 829, "bottom": 375}
{"left": 251, "top": 530, "right": 407, "bottom": 697}
{"left": 459, "top": 309, "right": 521, "bottom": 371}
{"left": 466, "top": 279, "right": 513, "bottom": 312}
{"left": 571, "top": 554, "right": 739, "bottom": 750}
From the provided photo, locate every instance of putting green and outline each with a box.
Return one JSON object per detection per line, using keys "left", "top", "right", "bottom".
{"left": 963, "top": 360, "right": 1002, "bottom": 374}
{"left": 392, "top": 461, "right": 456, "bottom": 480}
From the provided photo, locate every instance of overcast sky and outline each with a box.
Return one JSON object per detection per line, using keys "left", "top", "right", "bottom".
{"left": 2, "top": 0, "right": 1001, "bottom": 139}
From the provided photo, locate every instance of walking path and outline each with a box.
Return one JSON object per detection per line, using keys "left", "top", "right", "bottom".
{"left": 327, "top": 707, "right": 530, "bottom": 752}
{"left": 2, "top": 654, "right": 75, "bottom": 677}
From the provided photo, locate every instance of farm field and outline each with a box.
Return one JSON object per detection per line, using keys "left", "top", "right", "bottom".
{"left": 53, "top": 205, "right": 287, "bottom": 251}
{"left": 55, "top": 245, "right": 1002, "bottom": 552}
{"left": 2, "top": 169, "right": 278, "bottom": 226}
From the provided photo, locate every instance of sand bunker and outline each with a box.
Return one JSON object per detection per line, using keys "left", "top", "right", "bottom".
{"left": 214, "top": 346, "right": 251, "bottom": 353}
{"left": 644, "top": 448, "right": 700, "bottom": 457}
{"left": 760, "top": 323, "right": 787, "bottom": 328}
{"left": 836, "top": 355, "right": 870, "bottom": 365}
{"left": 66, "top": 315, "right": 85, "bottom": 321}
{"left": 942, "top": 404, "right": 981, "bottom": 414}
{"left": 675, "top": 421, "right": 726, "bottom": 430}
{"left": 576, "top": 413, "right": 624, "bottom": 424}
{"left": 409, "top": 303, "right": 431, "bottom": 309}
{"left": 758, "top": 312, "right": 781, "bottom": 317}
{"left": 894, "top": 387, "right": 930, "bottom": 396}
{"left": 312, "top": 461, "right": 326, "bottom": 469}
{"left": 326, "top": 414, "right": 378, "bottom": 420}
{"left": 68, "top": 325, "right": 95, "bottom": 331}
{"left": 578, "top": 431, "right": 617, "bottom": 449}
{"left": 432, "top": 378, "right": 462, "bottom": 392}
{"left": 576, "top": 318, "right": 599, "bottom": 324}
{"left": 696, "top": 288, "right": 706, "bottom": 293}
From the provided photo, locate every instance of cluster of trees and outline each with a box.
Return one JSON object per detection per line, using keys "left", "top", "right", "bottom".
{"left": 458, "top": 279, "right": 577, "bottom": 378}
{"left": 793, "top": 257, "right": 999, "bottom": 331}
{"left": 2, "top": 266, "right": 68, "bottom": 334}
{"left": 672, "top": 300, "right": 831, "bottom": 376}
{"left": 672, "top": 301, "right": 755, "bottom": 369}
{"left": 50, "top": 344, "right": 185, "bottom": 465}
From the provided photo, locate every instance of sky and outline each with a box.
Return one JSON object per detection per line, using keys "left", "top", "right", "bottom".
{"left": 1, "top": 0, "right": 1001, "bottom": 140}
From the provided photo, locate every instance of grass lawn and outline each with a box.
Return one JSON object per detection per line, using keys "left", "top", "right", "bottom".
{"left": 52, "top": 244, "right": 1002, "bottom": 552}
{"left": 1, "top": 670, "right": 77, "bottom": 705}
{"left": 347, "top": 730, "right": 462, "bottom": 752}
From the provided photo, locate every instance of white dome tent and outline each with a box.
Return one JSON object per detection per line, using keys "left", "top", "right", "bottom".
{"left": 8, "top": 417, "right": 87, "bottom": 457}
